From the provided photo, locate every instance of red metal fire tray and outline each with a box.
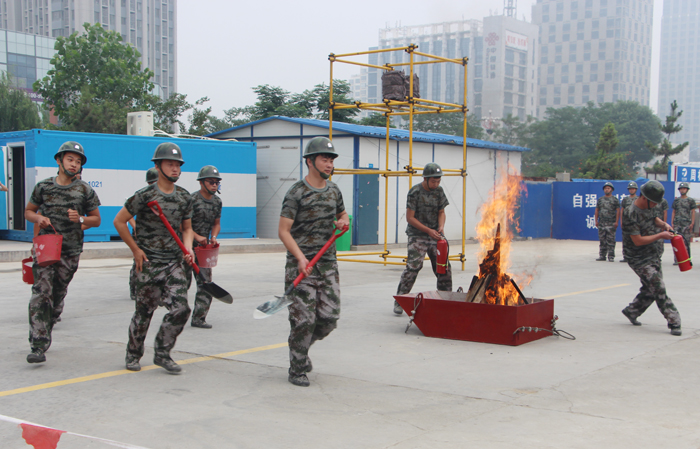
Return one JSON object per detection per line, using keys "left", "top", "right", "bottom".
{"left": 394, "top": 291, "right": 554, "bottom": 346}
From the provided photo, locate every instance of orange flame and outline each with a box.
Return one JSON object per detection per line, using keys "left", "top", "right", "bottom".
{"left": 475, "top": 161, "right": 531, "bottom": 306}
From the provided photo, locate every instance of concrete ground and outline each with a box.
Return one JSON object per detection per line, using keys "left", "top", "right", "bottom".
{"left": 0, "top": 238, "right": 698, "bottom": 448}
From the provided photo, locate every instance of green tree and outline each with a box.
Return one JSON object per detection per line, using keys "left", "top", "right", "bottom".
{"left": 644, "top": 100, "right": 688, "bottom": 174}
{"left": 57, "top": 85, "right": 129, "bottom": 134}
{"left": 150, "top": 93, "right": 191, "bottom": 133}
{"left": 522, "top": 101, "right": 661, "bottom": 177}
{"left": 579, "top": 122, "right": 631, "bottom": 179}
{"left": 33, "top": 23, "right": 154, "bottom": 133}
{"left": 410, "top": 112, "right": 484, "bottom": 139}
{"left": 307, "top": 80, "right": 359, "bottom": 123}
{"left": 0, "top": 73, "right": 42, "bottom": 132}
{"left": 491, "top": 114, "right": 535, "bottom": 146}
{"left": 358, "top": 113, "right": 392, "bottom": 127}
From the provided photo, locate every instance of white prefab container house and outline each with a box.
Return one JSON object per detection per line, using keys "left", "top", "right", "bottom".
{"left": 208, "top": 116, "right": 530, "bottom": 245}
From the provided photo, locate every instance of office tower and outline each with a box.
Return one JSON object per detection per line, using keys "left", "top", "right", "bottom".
{"left": 363, "top": 15, "right": 538, "bottom": 122}
{"left": 657, "top": 0, "right": 700, "bottom": 160}
{"left": 532, "top": 0, "right": 653, "bottom": 118}
{"left": 0, "top": 0, "right": 175, "bottom": 99}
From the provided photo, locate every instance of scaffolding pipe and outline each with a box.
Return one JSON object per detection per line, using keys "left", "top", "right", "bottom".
{"left": 326, "top": 45, "right": 469, "bottom": 272}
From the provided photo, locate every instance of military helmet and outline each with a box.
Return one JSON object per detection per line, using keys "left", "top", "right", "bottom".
{"left": 55, "top": 141, "right": 87, "bottom": 166}
{"left": 423, "top": 162, "right": 443, "bottom": 178}
{"left": 145, "top": 167, "right": 159, "bottom": 184}
{"left": 197, "top": 165, "right": 222, "bottom": 181}
{"left": 151, "top": 142, "right": 184, "bottom": 165}
{"left": 678, "top": 182, "right": 690, "bottom": 190}
{"left": 627, "top": 181, "right": 638, "bottom": 189}
{"left": 603, "top": 182, "right": 614, "bottom": 191}
{"left": 640, "top": 180, "right": 665, "bottom": 204}
{"left": 303, "top": 137, "right": 338, "bottom": 159}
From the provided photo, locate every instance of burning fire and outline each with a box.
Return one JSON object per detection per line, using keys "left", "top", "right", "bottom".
{"left": 474, "top": 162, "right": 531, "bottom": 306}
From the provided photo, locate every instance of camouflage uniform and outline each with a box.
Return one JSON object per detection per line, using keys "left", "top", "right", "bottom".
{"left": 651, "top": 198, "right": 669, "bottom": 256}
{"left": 124, "top": 183, "right": 193, "bottom": 363}
{"left": 28, "top": 177, "right": 100, "bottom": 353}
{"left": 280, "top": 179, "right": 345, "bottom": 377}
{"left": 621, "top": 204, "right": 681, "bottom": 330}
{"left": 186, "top": 191, "right": 222, "bottom": 324}
{"left": 619, "top": 195, "right": 637, "bottom": 261}
{"left": 596, "top": 195, "right": 620, "bottom": 260}
{"left": 397, "top": 183, "right": 452, "bottom": 295}
{"left": 672, "top": 196, "right": 696, "bottom": 260}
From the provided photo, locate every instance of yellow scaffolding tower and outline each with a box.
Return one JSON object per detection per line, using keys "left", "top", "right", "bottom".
{"left": 328, "top": 44, "right": 469, "bottom": 271}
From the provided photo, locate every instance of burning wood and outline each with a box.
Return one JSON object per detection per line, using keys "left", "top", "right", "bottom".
{"left": 468, "top": 161, "right": 534, "bottom": 306}
{"left": 467, "top": 223, "right": 528, "bottom": 306}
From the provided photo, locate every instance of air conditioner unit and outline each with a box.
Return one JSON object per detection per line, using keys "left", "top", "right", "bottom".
{"left": 127, "top": 111, "right": 154, "bottom": 136}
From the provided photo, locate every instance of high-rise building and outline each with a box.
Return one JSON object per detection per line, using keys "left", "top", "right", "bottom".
{"left": 657, "top": 0, "right": 700, "bottom": 160}
{"left": 0, "top": 29, "right": 55, "bottom": 92}
{"left": 0, "top": 0, "right": 176, "bottom": 99}
{"left": 361, "top": 16, "right": 538, "bottom": 122}
{"left": 531, "top": 0, "right": 653, "bottom": 118}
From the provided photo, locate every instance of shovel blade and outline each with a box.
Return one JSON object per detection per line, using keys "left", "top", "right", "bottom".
{"left": 203, "top": 282, "right": 233, "bottom": 304}
{"left": 254, "top": 296, "right": 292, "bottom": 319}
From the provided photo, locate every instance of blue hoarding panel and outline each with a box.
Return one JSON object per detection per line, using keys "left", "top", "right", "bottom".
{"left": 675, "top": 165, "right": 700, "bottom": 183}
{"left": 519, "top": 182, "right": 552, "bottom": 238}
{"left": 552, "top": 181, "right": 674, "bottom": 241}
{"left": 0, "top": 129, "right": 257, "bottom": 242}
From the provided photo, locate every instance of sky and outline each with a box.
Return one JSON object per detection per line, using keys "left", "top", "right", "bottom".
{"left": 177, "top": 0, "right": 665, "bottom": 120}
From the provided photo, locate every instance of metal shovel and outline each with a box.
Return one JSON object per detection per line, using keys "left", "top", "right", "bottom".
{"left": 147, "top": 200, "right": 233, "bottom": 304}
{"left": 254, "top": 227, "right": 348, "bottom": 319}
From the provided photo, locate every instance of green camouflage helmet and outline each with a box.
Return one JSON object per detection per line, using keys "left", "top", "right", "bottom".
{"left": 303, "top": 137, "right": 338, "bottom": 159}
{"left": 55, "top": 141, "right": 87, "bottom": 165}
{"left": 145, "top": 167, "right": 159, "bottom": 184}
{"left": 197, "top": 165, "right": 222, "bottom": 181}
{"left": 423, "top": 162, "right": 443, "bottom": 178}
{"left": 640, "top": 180, "right": 665, "bottom": 204}
{"left": 627, "top": 181, "right": 638, "bottom": 189}
{"left": 151, "top": 142, "right": 184, "bottom": 165}
{"left": 678, "top": 182, "right": 690, "bottom": 190}
{"left": 603, "top": 182, "right": 614, "bottom": 191}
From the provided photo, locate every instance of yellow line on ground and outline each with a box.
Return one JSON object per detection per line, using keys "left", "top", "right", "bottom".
{"left": 0, "top": 342, "right": 288, "bottom": 398}
{"left": 547, "top": 283, "right": 630, "bottom": 299}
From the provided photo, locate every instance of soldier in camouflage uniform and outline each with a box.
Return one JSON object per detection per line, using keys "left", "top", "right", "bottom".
{"left": 185, "top": 165, "right": 223, "bottom": 329}
{"left": 25, "top": 142, "right": 101, "bottom": 363}
{"left": 129, "top": 167, "right": 159, "bottom": 301}
{"left": 621, "top": 180, "right": 681, "bottom": 336}
{"left": 114, "top": 143, "right": 194, "bottom": 374}
{"left": 618, "top": 181, "right": 638, "bottom": 263}
{"left": 671, "top": 182, "right": 696, "bottom": 265}
{"left": 394, "top": 163, "right": 452, "bottom": 315}
{"left": 595, "top": 182, "right": 620, "bottom": 261}
{"left": 279, "top": 137, "right": 349, "bottom": 387}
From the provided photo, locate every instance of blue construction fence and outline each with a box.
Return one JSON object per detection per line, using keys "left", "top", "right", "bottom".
{"left": 518, "top": 180, "right": 675, "bottom": 241}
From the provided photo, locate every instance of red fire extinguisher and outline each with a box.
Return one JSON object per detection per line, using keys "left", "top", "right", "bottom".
{"left": 436, "top": 234, "right": 449, "bottom": 274}
{"left": 671, "top": 233, "right": 692, "bottom": 272}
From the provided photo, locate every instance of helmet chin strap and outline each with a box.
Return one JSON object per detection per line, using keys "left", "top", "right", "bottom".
{"left": 157, "top": 163, "right": 179, "bottom": 182}
{"left": 312, "top": 157, "right": 332, "bottom": 180}
{"left": 59, "top": 160, "right": 79, "bottom": 180}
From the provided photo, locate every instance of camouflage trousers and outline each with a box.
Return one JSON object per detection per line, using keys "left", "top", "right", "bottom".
{"left": 598, "top": 224, "right": 616, "bottom": 259}
{"left": 624, "top": 262, "right": 681, "bottom": 329}
{"left": 129, "top": 262, "right": 137, "bottom": 300}
{"left": 673, "top": 224, "right": 693, "bottom": 261}
{"left": 397, "top": 236, "right": 452, "bottom": 295}
{"left": 126, "top": 260, "right": 191, "bottom": 361}
{"left": 286, "top": 262, "right": 340, "bottom": 376}
{"left": 28, "top": 254, "right": 80, "bottom": 352}
{"left": 185, "top": 259, "right": 213, "bottom": 323}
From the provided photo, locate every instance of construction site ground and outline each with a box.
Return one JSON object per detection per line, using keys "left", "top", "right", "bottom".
{"left": 0, "top": 238, "right": 698, "bottom": 448}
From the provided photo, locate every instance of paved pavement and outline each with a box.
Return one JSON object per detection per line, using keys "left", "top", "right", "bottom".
{"left": 0, "top": 239, "right": 698, "bottom": 448}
